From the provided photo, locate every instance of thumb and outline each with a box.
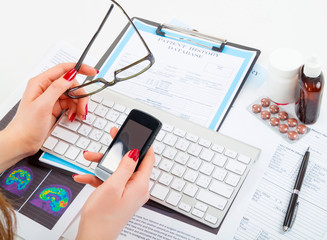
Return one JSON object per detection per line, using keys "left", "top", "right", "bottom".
{"left": 39, "top": 68, "right": 77, "bottom": 106}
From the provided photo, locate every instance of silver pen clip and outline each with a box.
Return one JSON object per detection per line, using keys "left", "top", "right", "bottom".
{"left": 290, "top": 202, "right": 299, "bottom": 228}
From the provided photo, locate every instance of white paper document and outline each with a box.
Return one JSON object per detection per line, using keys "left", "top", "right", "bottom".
{"left": 233, "top": 128, "right": 327, "bottom": 240}
{"left": 96, "top": 19, "right": 258, "bottom": 130}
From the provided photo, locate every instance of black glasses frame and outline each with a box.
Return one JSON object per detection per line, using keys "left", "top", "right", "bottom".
{"left": 65, "top": 0, "right": 155, "bottom": 99}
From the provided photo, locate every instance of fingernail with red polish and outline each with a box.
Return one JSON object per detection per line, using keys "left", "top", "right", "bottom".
{"left": 83, "top": 150, "right": 87, "bottom": 155}
{"left": 83, "top": 115, "right": 86, "bottom": 120}
{"left": 128, "top": 149, "right": 140, "bottom": 162}
{"left": 69, "top": 113, "right": 76, "bottom": 122}
{"left": 72, "top": 174, "right": 78, "bottom": 178}
{"left": 63, "top": 69, "right": 77, "bottom": 81}
{"left": 96, "top": 69, "right": 99, "bottom": 74}
{"left": 85, "top": 104, "right": 88, "bottom": 116}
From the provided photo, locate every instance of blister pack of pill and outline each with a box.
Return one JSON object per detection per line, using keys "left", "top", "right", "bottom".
{"left": 248, "top": 97, "right": 310, "bottom": 143}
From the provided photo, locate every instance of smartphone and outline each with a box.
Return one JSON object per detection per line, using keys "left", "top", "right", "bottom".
{"left": 95, "top": 109, "right": 162, "bottom": 181}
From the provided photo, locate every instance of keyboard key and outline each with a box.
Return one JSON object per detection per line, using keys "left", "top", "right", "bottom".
{"left": 184, "top": 169, "right": 198, "bottom": 183}
{"left": 162, "top": 123, "right": 173, "bottom": 132}
{"left": 91, "top": 95, "right": 103, "bottom": 103}
{"left": 159, "top": 173, "right": 173, "bottom": 186}
{"left": 76, "top": 137, "right": 90, "bottom": 149}
{"left": 93, "top": 118, "right": 107, "bottom": 130}
{"left": 171, "top": 164, "right": 186, "bottom": 177}
{"left": 212, "top": 155, "right": 227, "bottom": 167}
{"left": 225, "top": 159, "right": 247, "bottom": 175}
{"left": 211, "top": 144, "right": 224, "bottom": 153}
{"left": 199, "top": 138, "right": 211, "bottom": 148}
{"left": 155, "top": 130, "right": 166, "bottom": 141}
{"left": 185, "top": 133, "right": 199, "bottom": 142}
{"left": 59, "top": 116, "right": 81, "bottom": 131}
{"left": 78, "top": 124, "right": 92, "bottom": 136}
{"left": 76, "top": 153, "right": 91, "bottom": 167}
{"left": 238, "top": 154, "right": 251, "bottom": 164}
{"left": 89, "top": 129, "right": 103, "bottom": 141}
{"left": 166, "top": 191, "right": 182, "bottom": 206}
{"left": 212, "top": 168, "right": 227, "bottom": 181}
{"left": 200, "top": 149, "right": 214, "bottom": 162}
{"left": 116, "top": 115, "right": 127, "bottom": 125}
{"left": 225, "top": 173, "right": 241, "bottom": 187}
{"left": 106, "top": 110, "right": 119, "bottom": 122}
{"left": 113, "top": 104, "right": 126, "bottom": 112}
{"left": 150, "top": 168, "right": 161, "bottom": 181}
{"left": 43, "top": 136, "right": 58, "bottom": 150}
{"left": 192, "top": 208, "right": 205, "bottom": 218}
{"left": 87, "top": 141, "right": 101, "bottom": 152}
{"left": 187, "top": 157, "right": 201, "bottom": 170}
{"left": 153, "top": 141, "right": 165, "bottom": 155}
{"left": 171, "top": 178, "right": 186, "bottom": 192}
{"left": 173, "top": 128, "right": 186, "bottom": 137}
{"left": 174, "top": 152, "right": 189, "bottom": 165}
{"left": 163, "top": 134, "right": 178, "bottom": 147}
{"left": 87, "top": 101, "right": 97, "bottom": 112}
{"left": 102, "top": 99, "right": 114, "bottom": 108}
{"left": 196, "top": 174, "right": 211, "bottom": 188}
{"left": 196, "top": 189, "right": 227, "bottom": 210}
{"left": 209, "top": 180, "right": 234, "bottom": 198}
{"left": 90, "top": 162, "right": 98, "bottom": 170}
{"left": 100, "top": 133, "right": 112, "bottom": 146}
{"left": 179, "top": 202, "right": 191, "bottom": 212}
{"left": 199, "top": 162, "right": 214, "bottom": 176}
{"left": 175, "top": 139, "right": 190, "bottom": 152}
{"left": 151, "top": 184, "right": 169, "bottom": 201}
{"left": 51, "top": 126, "right": 79, "bottom": 144}
{"left": 65, "top": 146, "right": 80, "bottom": 160}
{"left": 154, "top": 155, "right": 162, "bottom": 167}
{"left": 187, "top": 144, "right": 202, "bottom": 157}
{"left": 94, "top": 105, "right": 108, "bottom": 117}
{"left": 54, "top": 141, "right": 69, "bottom": 155}
{"left": 224, "top": 149, "right": 238, "bottom": 159}
{"left": 195, "top": 202, "right": 208, "bottom": 212}
{"left": 159, "top": 159, "right": 174, "bottom": 172}
{"left": 83, "top": 113, "right": 96, "bottom": 125}
{"left": 205, "top": 214, "right": 218, "bottom": 224}
{"left": 162, "top": 147, "right": 177, "bottom": 160}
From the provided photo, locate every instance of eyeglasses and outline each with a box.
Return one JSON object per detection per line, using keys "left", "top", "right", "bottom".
{"left": 65, "top": 0, "right": 155, "bottom": 99}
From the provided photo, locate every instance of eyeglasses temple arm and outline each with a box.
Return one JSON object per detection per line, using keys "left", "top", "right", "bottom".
{"left": 74, "top": 4, "right": 115, "bottom": 72}
{"left": 111, "top": 0, "right": 151, "bottom": 54}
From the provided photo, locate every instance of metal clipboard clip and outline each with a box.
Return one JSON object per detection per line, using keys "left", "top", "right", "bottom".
{"left": 156, "top": 24, "right": 227, "bottom": 52}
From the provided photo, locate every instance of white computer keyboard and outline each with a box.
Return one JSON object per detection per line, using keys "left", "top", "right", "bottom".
{"left": 41, "top": 88, "right": 260, "bottom": 228}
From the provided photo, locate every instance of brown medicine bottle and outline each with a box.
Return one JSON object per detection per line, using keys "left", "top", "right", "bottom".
{"left": 295, "top": 55, "right": 324, "bottom": 124}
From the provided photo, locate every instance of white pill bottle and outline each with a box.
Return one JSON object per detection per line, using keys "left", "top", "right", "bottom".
{"left": 267, "top": 48, "right": 304, "bottom": 105}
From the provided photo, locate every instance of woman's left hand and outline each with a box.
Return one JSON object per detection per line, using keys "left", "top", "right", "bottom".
{"left": 2, "top": 63, "right": 97, "bottom": 166}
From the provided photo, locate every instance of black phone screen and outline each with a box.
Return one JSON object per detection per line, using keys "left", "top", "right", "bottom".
{"left": 99, "top": 119, "right": 152, "bottom": 172}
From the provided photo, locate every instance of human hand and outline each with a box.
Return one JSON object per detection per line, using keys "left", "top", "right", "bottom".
{"left": 4, "top": 63, "right": 97, "bottom": 162}
{"left": 73, "top": 127, "right": 155, "bottom": 240}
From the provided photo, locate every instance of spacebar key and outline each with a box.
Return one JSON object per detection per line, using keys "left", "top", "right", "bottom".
{"left": 196, "top": 189, "right": 227, "bottom": 210}
{"left": 51, "top": 126, "right": 79, "bottom": 144}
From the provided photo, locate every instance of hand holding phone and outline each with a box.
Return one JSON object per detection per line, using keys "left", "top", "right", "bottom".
{"left": 95, "top": 109, "right": 162, "bottom": 181}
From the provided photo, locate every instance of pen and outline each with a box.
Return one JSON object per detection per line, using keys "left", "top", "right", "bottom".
{"left": 283, "top": 146, "right": 310, "bottom": 232}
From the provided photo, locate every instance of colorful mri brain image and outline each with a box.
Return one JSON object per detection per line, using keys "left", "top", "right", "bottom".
{"left": 1, "top": 167, "right": 33, "bottom": 196}
{"left": 30, "top": 184, "right": 72, "bottom": 216}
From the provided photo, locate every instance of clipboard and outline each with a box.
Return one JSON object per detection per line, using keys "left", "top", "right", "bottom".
{"left": 92, "top": 17, "right": 261, "bottom": 131}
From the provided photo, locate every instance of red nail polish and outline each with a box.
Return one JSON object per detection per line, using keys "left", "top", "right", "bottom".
{"left": 63, "top": 69, "right": 77, "bottom": 81}
{"left": 96, "top": 69, "right": 99, "bottom": 74}
{"left": 72, "top": 174, "right": 78, "bottom": 178}
{"left": 83, "top": 115, "right": 86, "bottom": 120}
{"left": 128, "top": 149, "right": 140, "bottom": 162}
{"left": 83, "top": 150, "right": 87, "bottom": 154}
{"left": 69, "top": 113, "right": 76, "bottom": 122}
{"left": 85, "top": 104, "right": 88, "bottom": 116}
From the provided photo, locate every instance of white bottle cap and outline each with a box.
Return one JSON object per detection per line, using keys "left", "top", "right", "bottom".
{"left": 269, "top": 48, "right": 304, "bottom": 77}
{"left": 303, "top": 55, "right": 322, "bottom": 78}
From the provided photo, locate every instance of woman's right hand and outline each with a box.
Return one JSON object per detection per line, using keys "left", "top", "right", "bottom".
{"left": 73, "top": 127, "right": 155, "bottom": 240}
